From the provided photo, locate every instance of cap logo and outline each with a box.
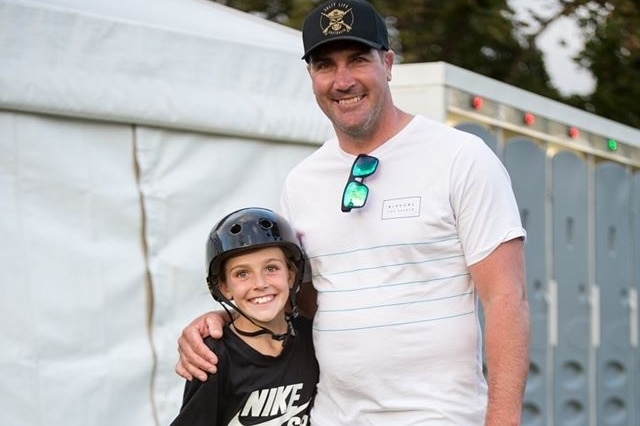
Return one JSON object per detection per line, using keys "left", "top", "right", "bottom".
{"left": 320, "top": 3, "right": 354, "bottom": 36}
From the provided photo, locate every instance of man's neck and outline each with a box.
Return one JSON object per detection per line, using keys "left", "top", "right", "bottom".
{"left": 338, "top": 108, "right": 413, "bottom": 154}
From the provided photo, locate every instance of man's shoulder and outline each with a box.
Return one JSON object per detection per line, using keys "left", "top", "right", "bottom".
{"left": 402, "top": 115, "right": 491, "bottom": 158}
{"left": 203, "top": 326, "right": 235, "bottom": 358}
{"left": 412, "top": 115, "right": 479, "bottom": 139}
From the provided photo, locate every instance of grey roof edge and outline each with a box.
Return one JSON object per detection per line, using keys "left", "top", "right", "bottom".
{"left": 392, "top": 61, "right": 640, "bottom": 148}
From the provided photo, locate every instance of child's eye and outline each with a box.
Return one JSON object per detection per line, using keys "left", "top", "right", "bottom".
{"left": 234, "top": 270, "right": 249, "bottom": 279}
{"left": 265, "top": 264, "right": 280, "bottom": 273}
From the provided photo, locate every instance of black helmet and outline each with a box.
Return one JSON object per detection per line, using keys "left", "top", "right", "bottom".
{"left": 205, "top": 207, "right": 304, "bottom": 303}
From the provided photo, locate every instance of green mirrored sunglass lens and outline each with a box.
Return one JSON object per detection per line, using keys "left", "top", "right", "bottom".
{"left": 352, "top": 156, "right": 379, "bottom": 177}
{"left": 343, "top": 181, "right": 368, "bottom": 208}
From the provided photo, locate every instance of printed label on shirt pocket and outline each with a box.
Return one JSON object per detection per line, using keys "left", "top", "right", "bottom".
{"left": 382, "top": 197, "right": 421, "bottom": 219}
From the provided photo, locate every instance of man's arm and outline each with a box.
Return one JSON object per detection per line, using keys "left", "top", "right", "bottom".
{"left": 296, "top": 280, "right": 318, "bottom": 318}
{"left": 175, "top": 311, "right": 227, "bottom": 381}
{"left": 470, "top": 238, "right": 530, "bottom": 426}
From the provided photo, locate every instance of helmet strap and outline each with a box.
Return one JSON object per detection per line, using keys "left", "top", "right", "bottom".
{"left": 217, "top": 294, "right": 296, "bottom": 345}
{"left": 231, "top": 314, "right": 294, "bottom": 345}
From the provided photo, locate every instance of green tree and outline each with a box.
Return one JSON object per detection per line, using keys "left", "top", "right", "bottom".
{"left": 575, "top": 0, "right": 639, "bottom": 127}
{"left": 513, "top": 0, "right": 640, "bottom": 127}
{"left": 212, "top": 0, "right": 313, "bottom": 26}
{"left": 376, "top": 0, "right": 557, "bottom": 98}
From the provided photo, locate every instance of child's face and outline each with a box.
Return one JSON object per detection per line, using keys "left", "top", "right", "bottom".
{"left": 220, "top": 246, "right": 294, "bottom": 331}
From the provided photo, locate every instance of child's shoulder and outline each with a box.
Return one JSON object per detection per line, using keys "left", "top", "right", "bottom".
{"left": 203, "top": 325, "right": 235, "bottom": 356}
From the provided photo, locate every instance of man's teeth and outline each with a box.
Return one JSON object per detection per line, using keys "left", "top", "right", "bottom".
{"left": 338, "top": 96, "right": 362, "bottom": 105}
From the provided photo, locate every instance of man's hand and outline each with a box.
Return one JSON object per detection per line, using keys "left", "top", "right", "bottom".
{"left": 175, "top": 311, "right": 227, "bottom": 381}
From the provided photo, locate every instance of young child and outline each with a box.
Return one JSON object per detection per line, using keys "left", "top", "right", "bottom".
{"left": 170, "top": 207, "right": 318, "bottom": 426}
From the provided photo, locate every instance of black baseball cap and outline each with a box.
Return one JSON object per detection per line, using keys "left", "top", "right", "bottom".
{"left": 301, "top": 0, "right": 389, "bottom": 62}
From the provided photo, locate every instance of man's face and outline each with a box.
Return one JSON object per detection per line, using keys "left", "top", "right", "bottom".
{"left": 307, "top": 41, "right": 393, "bottom": 140}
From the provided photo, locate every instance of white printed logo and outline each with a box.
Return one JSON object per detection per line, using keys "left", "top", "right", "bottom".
{"left": 228, "top": 383, "right": 310, "bottom": 425}
{"left": 382, "top": 197, "right": 421, "bottom": 219}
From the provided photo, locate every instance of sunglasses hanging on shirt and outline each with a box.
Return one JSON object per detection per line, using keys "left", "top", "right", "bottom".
{"left": 341, "top": 154, "right": 379, "bottom": 212}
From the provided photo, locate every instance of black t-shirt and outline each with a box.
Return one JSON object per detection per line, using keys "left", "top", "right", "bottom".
{"left": 170, "top": 315, "right": 319, "bottom": 426}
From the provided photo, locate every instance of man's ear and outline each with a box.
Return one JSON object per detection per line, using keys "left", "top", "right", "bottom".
{"left": 384, "top": 50, "right": 395, "bottom": 81}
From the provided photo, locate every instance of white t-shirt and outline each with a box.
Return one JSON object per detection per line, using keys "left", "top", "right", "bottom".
{"left": 281, "top": 115, "right": 525, "bottom": 425}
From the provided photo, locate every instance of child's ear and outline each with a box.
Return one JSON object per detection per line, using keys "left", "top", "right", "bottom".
{"left": 219, "top": 282, "right": 233, "bottom": 300}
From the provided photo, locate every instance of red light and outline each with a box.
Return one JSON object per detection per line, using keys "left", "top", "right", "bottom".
{"left": 568, "top": 127, "right": 580, "bottom": 139}
{"left": 523, "top": 112, "right": 535, "bottom": 126}
{"left": 471, "top": 96, "right": 484, "bottom": 110}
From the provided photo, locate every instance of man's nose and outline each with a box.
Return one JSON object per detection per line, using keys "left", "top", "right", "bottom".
{"left": 333, "top": 64, "right": 355, "bottom": 90}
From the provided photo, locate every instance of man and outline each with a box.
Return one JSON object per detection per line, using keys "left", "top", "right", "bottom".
{"left": 176, "top": 1, "right": 530, "bottom": 424}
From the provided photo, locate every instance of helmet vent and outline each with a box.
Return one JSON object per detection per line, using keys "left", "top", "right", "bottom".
{"left": 229, "top": 224, "right": 242, "bottom": 235}
{"left": 259, "top": 219, "right": 274, "bottom": 230}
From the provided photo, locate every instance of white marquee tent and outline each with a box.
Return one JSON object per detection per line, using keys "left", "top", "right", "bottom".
{"left": 0, "top": 0, "right": 332, "bottom": 424}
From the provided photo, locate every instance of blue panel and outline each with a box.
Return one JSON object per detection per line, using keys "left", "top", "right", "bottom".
{"left": 595, "top": 162, "right": 633, "bottom": 426}
{"left": 552, "top": 151, "right": 590, "bottom": 426}
{"left": 504, "top": 137, "right": 547, "bottom": 426}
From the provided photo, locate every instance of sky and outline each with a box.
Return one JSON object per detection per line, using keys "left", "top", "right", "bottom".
{"left": 509, "top": 0, "right": 596, "bottom": 96}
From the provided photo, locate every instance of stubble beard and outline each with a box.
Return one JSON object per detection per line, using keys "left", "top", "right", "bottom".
{"left": 332, "top": 99, "right": 384, "bottom": 141}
